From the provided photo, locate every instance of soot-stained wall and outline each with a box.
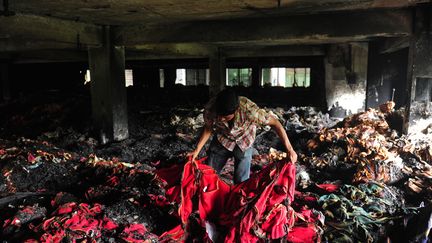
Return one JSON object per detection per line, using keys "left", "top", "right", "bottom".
{"left": 325, "top": 43, "right": 368, "bottom": 117}
{"left": 407, "top": 8, "right": 432, "bottom": 135}
{"left": 366, "top": 42, "right": 408, "bottom": 109}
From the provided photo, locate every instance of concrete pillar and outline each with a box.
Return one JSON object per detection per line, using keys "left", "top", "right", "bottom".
{"left": 88, "top": 26, "right": 128, "bottom": 143}
{"left": 209, "top": 49, "right": 226, "bottom": 97}
{"left": 262, "top": 68, "right": 271, "bottom": 86}
{"left": 251, "top": 66, "right": 261, "bottom": 88}
{"left": 0, "top": 63, "right": 11, "bottom": 102}
{"left": 404, "top": 6, "right": 432, "bottom": 134}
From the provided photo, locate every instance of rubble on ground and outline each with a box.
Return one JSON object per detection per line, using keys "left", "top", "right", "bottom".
{"left": 1, "top": 94, "right": 432, "bottom": 242}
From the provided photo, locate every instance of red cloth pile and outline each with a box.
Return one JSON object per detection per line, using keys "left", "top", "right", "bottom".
{"left": 39, "top": 202, "right": 114, "bottom": 242}
{"left": 157, "top": 157, "right": 323, "bottom": 242}
{"left": 13, "top": 198, "right": 158, "bottom": 242}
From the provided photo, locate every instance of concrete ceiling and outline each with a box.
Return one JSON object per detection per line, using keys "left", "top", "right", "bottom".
{"left": 1, "top": 0, "right": 426, "bottom": 62}
{"left": 8, "top": 0, "right": 423, "bottom": 25}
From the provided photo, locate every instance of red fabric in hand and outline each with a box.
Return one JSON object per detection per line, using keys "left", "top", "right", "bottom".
{"left": 159, "top": 157, "right": 303, "bottom": 242}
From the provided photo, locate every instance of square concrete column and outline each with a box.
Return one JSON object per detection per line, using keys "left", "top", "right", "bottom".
{"left": 209, "top": 50, "right": 226, "bottom": 97}
{"left": 251, "top": 66, "right": 262, "bottom": 88}
{"left": 88, "top": 26, "right": 128, "bottom": 143}
{"left": 404, "top": 6, "right": 432, "bottom": 134}
{"left": 164, "top": 68, "right": 177, "bottom": 88}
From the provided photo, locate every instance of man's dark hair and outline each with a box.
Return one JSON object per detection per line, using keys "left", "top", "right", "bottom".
{"left": 215, "top": 89, "right": 239, "bottom": 116}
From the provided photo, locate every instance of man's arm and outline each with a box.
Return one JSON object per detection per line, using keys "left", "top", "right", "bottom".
{"left": 267, "top": 116, "right": 298, "bottom": 163}
{"left": 187, "top": 125, "right": 213, "bottom": 161}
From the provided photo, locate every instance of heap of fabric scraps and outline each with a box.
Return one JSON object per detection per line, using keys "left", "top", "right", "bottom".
{"left": 305, "top": 107, "right": 401, "bottom": 183}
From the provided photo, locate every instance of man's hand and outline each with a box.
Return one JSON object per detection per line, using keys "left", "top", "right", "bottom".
{"left": 186, "top": 150, "right": 199, "bottom": 161}
{"left": 268, "top": 116, "right": 298, "bottom": 164}
{"left": 288, "top": 149, "right": 298, "bottom": 163}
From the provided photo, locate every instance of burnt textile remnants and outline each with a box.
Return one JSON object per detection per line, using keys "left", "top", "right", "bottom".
{"left": 298, "top": 102, "right": 432, "bottom": 242}
{"left": 1, "top": 98, "right": 432, "bottom": 242}
{"left": 0, "top": 140, "right": 170, "bottom": 242}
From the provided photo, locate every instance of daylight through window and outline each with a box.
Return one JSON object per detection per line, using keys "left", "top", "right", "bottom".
{"left": 226, "top": 68, "right": 252, "bottom": 87}
{"left": 261, "top": 67, "right": 310, "bottom": 87}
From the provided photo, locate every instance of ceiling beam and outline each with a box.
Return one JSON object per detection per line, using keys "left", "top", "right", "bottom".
{"left": 0, "top": 44, "right": 325, "bottom": 63}
{"left": 223, "top": 45, "right": 325, "bottom": 57}
{"left": 0, "top": 14, "right": 103, "bottom": 51}
{"left": 115, "top": 9, "right": 412, "bottom": 46}
{"left": 125, "top": 43, "right": 217, "bottom": 60}
{"left": 125, "top": 44, "right": 326, "bottom": 60}
{"left": 379, "top": 37, "right": 410, "bottom": 54}
{"left": 0, "top": 50, "right": 88, "bottom": 63}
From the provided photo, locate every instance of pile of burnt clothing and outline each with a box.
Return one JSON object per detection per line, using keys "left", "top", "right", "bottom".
{"left": 401, "top": 136, "right": 432, "bottom": 196}
{"left": 301, "top": 102, "right": 432, "bottom": 200}
{"left": 36, "top": 127, "right": 98, "bottom": 157}
{"left": 0, "top": 137, "right": 82, "bottom": 194}
{"left": 2, "top": 194, "right": 160, "bottom": 242}
{"left": 0, "top": 93, "right": 195, "bottom": 164}
{"left": 36, "top": 123, "right": 193, "bottom": 165}
{"left": 168, "top": 108, "right": 204, "bottom": 134}
{"left": 286, "top": 102, "right": 432, "bottom": 242}
{"left": 295, "top": 181, "right": 408, "bottom": 242}
{"left": 284, "top": 107, "right": 338, "bottom": 134}
{"left": 303, "top": 106, "right": 406, "bottom": 184}
{"left": 0, "top": 137, "right": 179, "bottom": 242}
{"left": 118, "top": 108, "right": 199, "bottom": 162}
{"left": 254, "top": 107, "right": 338, "bottom": 154}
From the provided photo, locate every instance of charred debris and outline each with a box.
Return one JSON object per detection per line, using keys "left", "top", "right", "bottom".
{"left": 0, "top": 91, "right": 431, "bottom": 242}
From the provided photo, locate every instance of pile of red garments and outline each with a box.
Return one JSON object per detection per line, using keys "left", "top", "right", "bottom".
{"left": 2, "top": 192, "right": 159, "bottom": 242}
{"left": 157, "top": 157, "right": 323, "bottom": 242}
{"left": 38, "top": 202, "right": 112, "bottom": 242}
